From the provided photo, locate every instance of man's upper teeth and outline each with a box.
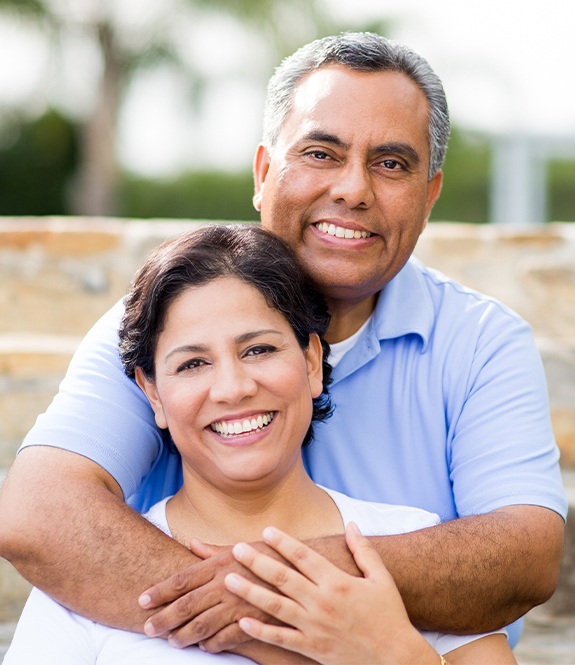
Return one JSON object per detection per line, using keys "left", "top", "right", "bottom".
{"left": 211, "top": 412, "right": 275, "bottom": 436}
{"left": 316, "top": 222, "right": 371, "bottom": 239}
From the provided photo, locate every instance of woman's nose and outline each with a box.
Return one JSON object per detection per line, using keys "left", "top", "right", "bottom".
{"left": 209, "top": 361, "right": 258, "bottom": 404}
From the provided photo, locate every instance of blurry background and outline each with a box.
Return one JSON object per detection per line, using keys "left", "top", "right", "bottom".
{"left": 0, "top": 0, "right": 573, "bottom": 224}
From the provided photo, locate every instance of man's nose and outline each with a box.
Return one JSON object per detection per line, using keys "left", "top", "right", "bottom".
{"left": 209, "top": 361, "right": 257, "bottom": 403}
{"left": 329, "top": 162, "right": 375, "bottom": 209}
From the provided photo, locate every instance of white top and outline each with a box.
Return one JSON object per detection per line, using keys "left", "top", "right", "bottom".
{"left": 5, "top": 487, "right": 502, "bottom": 663}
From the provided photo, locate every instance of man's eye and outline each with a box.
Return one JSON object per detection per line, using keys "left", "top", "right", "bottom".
{"left": 381, "top": 159, "right": 404, "bottom": 170}
{"left": 306, "top": 150, "right": 331, "bottom": 160}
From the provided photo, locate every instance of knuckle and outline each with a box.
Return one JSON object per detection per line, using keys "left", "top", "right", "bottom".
{"left": 264, "top": 595, "right": 284, "bottom": 617}
{"left": 269, "top": 567, "right": 290, "bottom": 589}
{"left": 173, "top": 595, "right": 195, "bottom": 622}
{"left": 290, "top": 544, "right": 309, "bottom": 565}
{"left": 171, "top": 570, "right": 191, "bottom": 593}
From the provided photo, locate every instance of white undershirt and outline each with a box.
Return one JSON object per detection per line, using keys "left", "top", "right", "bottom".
{"left": 328, "top": 313, "right": 373, "bottom": 367}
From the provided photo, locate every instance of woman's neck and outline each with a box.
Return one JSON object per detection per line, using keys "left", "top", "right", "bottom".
{"left": 166, "top": 460, "right": 343, "bottom": 546}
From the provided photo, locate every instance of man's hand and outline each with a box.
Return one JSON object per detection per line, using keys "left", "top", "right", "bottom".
{"left": 139, "top": 540, "right": 284, "bottom": 651}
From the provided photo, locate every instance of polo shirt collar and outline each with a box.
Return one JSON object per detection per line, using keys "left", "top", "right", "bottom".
{"left": 370, "top": 257, "right": 434, "bottom": 351}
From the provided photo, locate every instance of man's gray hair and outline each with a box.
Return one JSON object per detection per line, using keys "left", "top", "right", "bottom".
{"left": 262, "top": 32, "right": 450, "bottom": 179}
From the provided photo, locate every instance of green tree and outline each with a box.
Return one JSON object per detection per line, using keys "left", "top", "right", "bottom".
{"left": 0, "top": 0, "right": 338, "bottom": 216}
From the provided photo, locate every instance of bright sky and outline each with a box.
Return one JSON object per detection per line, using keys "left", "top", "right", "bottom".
{"left": 0, "top": 0, "right": 574, "bottom": 175}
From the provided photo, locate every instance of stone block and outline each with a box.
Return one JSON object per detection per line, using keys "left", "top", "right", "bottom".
{"left": 0, "top": 336, "right": 75, "bottom": 467}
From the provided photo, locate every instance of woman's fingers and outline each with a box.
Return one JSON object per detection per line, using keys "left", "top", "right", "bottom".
{"left": 345, "top": 522, "right": 390, "bottom": 581}
{"left": 259, "top": 526, "right": 341, "bottom": 583}
{"left": 229, "top": 539, "right": 317, "bottom": 599}
{"left": 224, "top": 570, "right": 303, "bottom": 626}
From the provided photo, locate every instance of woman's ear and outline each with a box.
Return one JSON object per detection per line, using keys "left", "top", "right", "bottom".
{"left": 305, "top": 334, "right": 324, "bottom": 399}
{"left": 135, "top": 368, "right": 168, "bottom": 430}
{"left": 252, "top": 143, "right": 271, "bottom": 212}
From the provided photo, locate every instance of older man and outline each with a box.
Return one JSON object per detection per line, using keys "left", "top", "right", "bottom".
{"left": 0, "top": 32, "right": 565, "bottom": 653}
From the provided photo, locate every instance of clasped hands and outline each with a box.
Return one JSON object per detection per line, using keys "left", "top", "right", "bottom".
{"left": 138, "top": 524, "right": 435, "bottom": 665}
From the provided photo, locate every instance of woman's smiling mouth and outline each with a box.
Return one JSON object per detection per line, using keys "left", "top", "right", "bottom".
{"left": 210, "top": 412, "right": 276, "bottom": 437}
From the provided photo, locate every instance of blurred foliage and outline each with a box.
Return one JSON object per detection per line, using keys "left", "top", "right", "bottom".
{"left": 120, "top": 170, "right": 257, "bottom": 221}
{"left": 1, "top": 112, "right": 573, "bottom": 223}
{"left": 0, "top": 109, "right": 77, "bottom": 215}
{"left": 430, "top": 128, "right": 490, "bottom": 223}
{"left": 548, "top": 159, "right": 575, "bottom": 222}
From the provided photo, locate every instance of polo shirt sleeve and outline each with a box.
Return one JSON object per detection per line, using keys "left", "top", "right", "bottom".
{"left": 19, "top": 300, "right": 164, "bottom": 501}
{"left": 446, "top": 301, "right": 566, "bottom": 520}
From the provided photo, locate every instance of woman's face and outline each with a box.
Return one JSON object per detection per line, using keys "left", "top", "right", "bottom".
{"left": 136, "top": 276, "right": 323, "bottom": 493}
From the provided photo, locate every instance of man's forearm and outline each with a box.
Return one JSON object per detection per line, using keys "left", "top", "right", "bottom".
{"left": 0, "top": 447, "right": 195, "bottom": 631}
{"left": 307, "top": 506, "right": 564, "bottom": 633}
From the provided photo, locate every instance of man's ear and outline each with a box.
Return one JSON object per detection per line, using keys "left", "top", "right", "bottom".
{"left": 135, "top": 368, "right": 168, "bottom": 430}
{"left": 422, "top": 170, "right": 443, "bottom": 230}
{"left": 253, "top": 143, "right": 271, "bottom": 212}
{"left": 305, "top": 333, "right": 324, "bottom": 399}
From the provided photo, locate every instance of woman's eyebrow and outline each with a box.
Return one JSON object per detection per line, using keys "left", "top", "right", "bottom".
{"left": 234, "top": 329, "right": 282, "bottom": 344}
{"left": 164, "top": 330, "right": 283, "bottom": 360}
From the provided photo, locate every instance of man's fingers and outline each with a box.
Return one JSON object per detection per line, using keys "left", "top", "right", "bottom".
{"left": 189, "top": 538, "right": 221, "bottom": 560}
{"left": 139, "top": 561, "right": 213, "bottom": 610}
{"left": 143, "top": 584, "right": 225, "bottom": 637}
{"left": 197, "top": 621, "right": 252, "bottom": 653}
{"left": 165, "top": 604, "right": 241, "bottom": 649}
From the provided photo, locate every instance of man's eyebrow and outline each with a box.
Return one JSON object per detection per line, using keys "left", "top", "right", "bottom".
{"left": 372, "top": 142, "right": 421, "bottom": 166}
{"left": 301, "top": 131, "right": 349, "bottom": 150}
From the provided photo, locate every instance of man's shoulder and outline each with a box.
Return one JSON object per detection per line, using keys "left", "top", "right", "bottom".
{"left": 407, "top": 257, "right": 526, "bottom": 326}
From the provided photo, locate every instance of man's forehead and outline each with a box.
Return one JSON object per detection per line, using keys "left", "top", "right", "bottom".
{"left": 278, "top": 65, "right": 430, "bottom": 148}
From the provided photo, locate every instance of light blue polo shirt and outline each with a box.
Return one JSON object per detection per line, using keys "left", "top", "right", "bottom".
{"left": 304, "top": 257, "right": 566, "bottom": 523}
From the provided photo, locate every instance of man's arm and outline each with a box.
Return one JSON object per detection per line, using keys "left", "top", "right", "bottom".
{"left": 0, "top": 446, "right": 197, "bottom": 630}
{"left": 139, "top": 503, "right": 563, "bottom": 650}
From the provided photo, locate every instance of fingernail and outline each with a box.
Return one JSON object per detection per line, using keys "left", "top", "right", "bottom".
{"left": 144, "top": 620, "right": 157, "bottom": 637}
{"left": 232, "top": 542, "right": 246, "bottom": 560}
{"left": 139, "top": 593, "right": 152, "bottom": 608}
{"left": 225, "top": 573, "right": 241, "bottom": 590}
{"left": 262, "top": 526, "right": 275, "bottom": 542}
{"left": 239, "top": 617, "right": 253, "bottom": 631}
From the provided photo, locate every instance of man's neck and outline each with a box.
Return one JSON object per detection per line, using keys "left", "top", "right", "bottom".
{"left": 325, "top": 293, "right": 378, "bottom": 344}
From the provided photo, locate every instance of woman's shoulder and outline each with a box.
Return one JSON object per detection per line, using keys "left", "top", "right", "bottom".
{"left": 319, "top": 486, "right": 441, "bottom": 536}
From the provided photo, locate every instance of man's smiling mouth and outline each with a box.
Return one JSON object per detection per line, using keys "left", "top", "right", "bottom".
{"left": 315, "top": 222, "right": 372, "bottom": 239}
{"left": 210, "top": 412, "right": 276, "bottom": 437}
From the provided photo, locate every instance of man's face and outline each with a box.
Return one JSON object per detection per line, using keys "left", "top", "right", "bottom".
{"left": 254, "top": 65, "right": 443, "bottom": 307}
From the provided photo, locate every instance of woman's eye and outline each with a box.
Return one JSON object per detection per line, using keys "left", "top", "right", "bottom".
{"left": 177, "top": 358, "right": 207, "bottom": 372}
{"left": 245, "top": 345, "right": 276, "bottom": 357}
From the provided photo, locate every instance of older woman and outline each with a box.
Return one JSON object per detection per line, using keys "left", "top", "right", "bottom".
{"left": 5, "top": 225, "right": 515, "bottom": 665}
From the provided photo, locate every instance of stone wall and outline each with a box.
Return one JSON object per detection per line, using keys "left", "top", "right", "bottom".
{"left": 1, "top": 217, "right": 573, "bottom": 469}
{"left": 0, "top": 216, "right": 574, "bottom": 619}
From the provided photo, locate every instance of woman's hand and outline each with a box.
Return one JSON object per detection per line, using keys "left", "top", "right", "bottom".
{"left": 224, "top": 522, "right": 439, "bottom": 665}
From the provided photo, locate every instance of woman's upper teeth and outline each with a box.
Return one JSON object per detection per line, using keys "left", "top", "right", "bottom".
{"left": 211, "top": 412, "right": 275, "bottom": 436}
{"left": 316, "top": 222, "right": 372, "bottom": 239}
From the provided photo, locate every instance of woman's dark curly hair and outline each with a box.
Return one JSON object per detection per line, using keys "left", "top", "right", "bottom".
{"left": 119, "top": 224, "right": 332, "bottom": 447}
